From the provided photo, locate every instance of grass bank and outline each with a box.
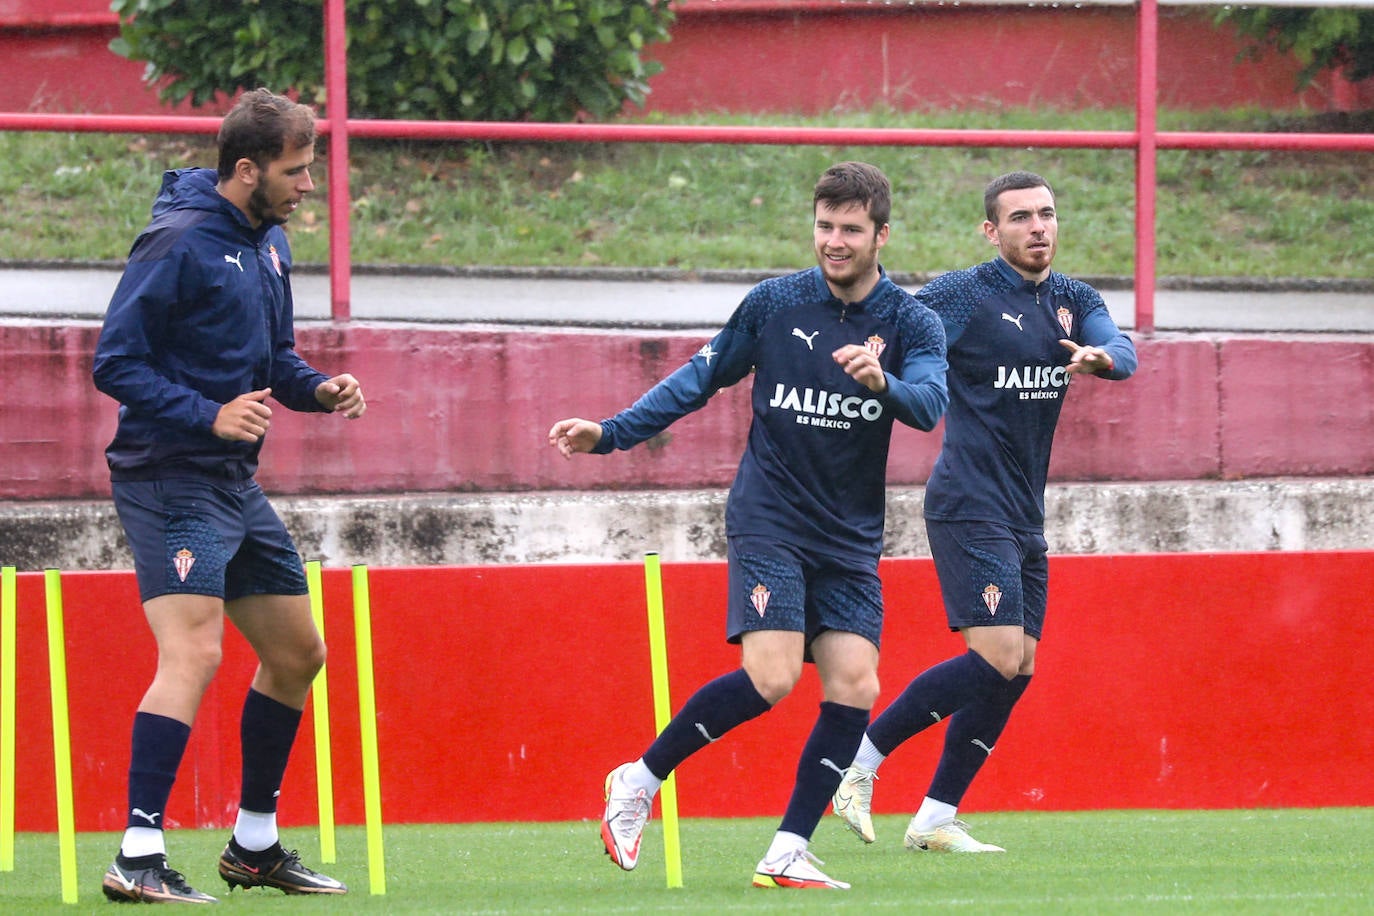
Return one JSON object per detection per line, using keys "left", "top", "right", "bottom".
{"left": 2, "top": 107, "right": 1369, "bottom": 280}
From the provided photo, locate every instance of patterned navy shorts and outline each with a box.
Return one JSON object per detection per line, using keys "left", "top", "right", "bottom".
{"left": 725, "top": 534, "right": 883, "bottom": 652}
{"left": 113, "top": 477, "right": 308, "bottom": 603}
{"left": 926, "top": 519, "right": 1048, "bottom": 639}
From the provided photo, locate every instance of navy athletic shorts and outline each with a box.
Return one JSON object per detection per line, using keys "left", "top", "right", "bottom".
{"left": 112, "top": 477, "right": 309, "bottom": 604}
{"left": 928, "top": 519, "right": 1044, "bottom": 642}
{"left": 725, "top": 534, "right": 883, "bottom": 652}
{"left": 925, "top": 519, "right": 1049, "bottom": 640}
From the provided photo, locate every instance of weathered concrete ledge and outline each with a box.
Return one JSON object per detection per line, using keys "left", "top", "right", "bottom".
{"left": 1, "top": 478, "right": 1370, "bottom": 573}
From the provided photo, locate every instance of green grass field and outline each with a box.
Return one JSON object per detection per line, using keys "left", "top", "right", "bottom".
{"left": 6, "top": 809, "right": 1371, "bottom": 913}
{"left": 3, "top": 107, "right": 1371, "bottom": 280}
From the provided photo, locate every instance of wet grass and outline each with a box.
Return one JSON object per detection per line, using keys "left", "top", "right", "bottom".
{"left": 2, "top": 107, "right": 1369, "bottom": 279}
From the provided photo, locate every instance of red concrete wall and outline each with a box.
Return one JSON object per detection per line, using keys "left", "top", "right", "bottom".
{"left": 6, "top": 551, "right": 1372, "bottom": 832}
{"left": 3, "top": 324, "right": 1372, "bottom": 501}
{"left": 654, "top": 3, "right": 1370, "bottom": 114}
{"left": 1220, "top": 338, "right": 1374, "bottom": 478}
{"left": 1, "top": 1, "right": 1367, "bottom": 115}
{"left": 0, "top": 0, "right": 196, "bottom": 115}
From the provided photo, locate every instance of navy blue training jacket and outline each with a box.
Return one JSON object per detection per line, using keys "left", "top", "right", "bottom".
{"left": 92, "top": 168, "right": 329, "bottom": 481}
{"left": 594, "top": 266, "right": 948, "bottom": 564}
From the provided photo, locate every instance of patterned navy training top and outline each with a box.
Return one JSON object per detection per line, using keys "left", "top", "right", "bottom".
{"left": 918, "top": 257, "right": 1137, "bottom": 532}
{"left": 595, "top": 266, "right": 948, "bottom": 563}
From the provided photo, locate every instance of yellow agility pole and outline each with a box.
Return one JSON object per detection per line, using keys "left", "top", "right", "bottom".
{"left": 643, "top": 553, "right": 683, "bottom": 889}
{"left": 305, "top": 561, "right": 337, "bottom": 864}
{"left": 351, "top": 565, "right": 386, "bottom": 895}
{"left": 43, "top": 569, "right": 78, "bottom": 904}
{"left": 1, "top": 567, "right": 16, "bottom": 872}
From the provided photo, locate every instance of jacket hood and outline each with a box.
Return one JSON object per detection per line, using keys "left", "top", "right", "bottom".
{"left": 151, "top": 168, "right": 240, "bottom": 222}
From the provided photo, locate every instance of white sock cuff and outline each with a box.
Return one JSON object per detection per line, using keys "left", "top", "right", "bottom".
{"left": 625, "top": 759, "right": 663, "bottom": 795}
{"left": 232, "top": 808, "right": 279, "bottom": 852}
{"left": 911, "top": 797, "right": 958, "bottom": 834}
{"left": 120, "top": 826, "right": 165, "bottom": 859}
{"left": 765, "top": 830, "right": 808, "bottom": 861}
{"left": 853, "top": 733, "right": 887, "bottom": 771}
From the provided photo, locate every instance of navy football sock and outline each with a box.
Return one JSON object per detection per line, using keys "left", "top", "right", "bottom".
{"left": 779, "top": 701, "right": 869, "bottom": 840}
{"left": 927, "top": 674, "right": 1031, "bottom": 805}
{"left": 642, "top": 669, "right": 771, "bottom": 779}
{"left": 239, "top": 689, "right": 303, "bottom": 813}
{"left": 866, "top": 650, "right": 1007, "bottom": 756}
{"left": 126, "top": 711, "right": 191, "bottom": 831}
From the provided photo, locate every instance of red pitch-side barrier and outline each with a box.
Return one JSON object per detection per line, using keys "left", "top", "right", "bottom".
{"left": 5, "top": 550, "right": 1371, "bottom": 833}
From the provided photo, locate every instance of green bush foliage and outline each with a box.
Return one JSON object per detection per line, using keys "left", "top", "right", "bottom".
{"left": 110, "top": 0, "right": 676, "bottom": 121}
{"left": 1216, "top": 6, "right": 1374, "bottom": 87}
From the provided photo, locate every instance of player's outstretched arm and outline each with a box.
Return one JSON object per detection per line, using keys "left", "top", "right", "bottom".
{"left": 314, "top": 373, "right": 367, "bottom": 418}
{"left": 549, "top": 418, "right": 604, "bottom": 459}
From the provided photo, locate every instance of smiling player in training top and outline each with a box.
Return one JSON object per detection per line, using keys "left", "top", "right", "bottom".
{"left": 832, "top": 170, "right": 1136, "bottom": 852}
{"left": 549, "top": 161, "right": 947, "bottom": 890}
{"left": 93, "top": 88, "right": 363, "bottom": 903}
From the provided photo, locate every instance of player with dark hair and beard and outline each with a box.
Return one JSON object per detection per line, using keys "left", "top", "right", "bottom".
{"left": 550, "top": 161, "right": 947, "bottom": 891}
{"left": 93, "top": 88, "right": 363, "bottom": 903}
{"left": 832, "top": 170, "right": 1136, "bottom": 854}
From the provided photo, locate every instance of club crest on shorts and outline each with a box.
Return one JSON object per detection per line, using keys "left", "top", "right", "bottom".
{"left": 173, "top": 547, "right": 196, "bottom": 582}
{"left": 865, "top": 334, "right": 886, "bottom": 358}
{"left": 750, "top": 583, "right": 771, "bottom": 617}
{"left": 981, "top": 583, "right": 1002, "bottom": 615}
{"left": 1057, "top": 307, "right": 1073, "bottom": 336}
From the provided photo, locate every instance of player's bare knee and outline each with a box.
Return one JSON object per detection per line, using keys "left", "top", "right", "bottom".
{"left": 304, "top": 637, "right": 327, "bottom": 675}
{"left": 174, "top": 640, "right": 224, "bottom": 677}
{"left": 822, "top": 670, "right": 880, "bottom": 709}
{"left": 744, "top": 665, "right": 801, "bottom": 705}
{"left": 832, "top": 682, "right": 880, "bottom": 711}
{"left": 967, "top": 631, "right": 1024, "bottom": 680}
{"left": 853, "top": 673, "right": 881, "bottom": 709}
{"left": 156, "top": 641, "right": 222, "bottom": 695}
{"left": 964, "top": 644, "right": 1019, "bottom": 680}
{"left": 257, "top": 636, "right": 325, "bottom": 690}
{"left": 287, "top": 639, "right": 327, "bottom": 683}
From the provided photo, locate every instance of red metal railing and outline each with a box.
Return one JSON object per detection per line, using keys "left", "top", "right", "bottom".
{"left": 323, "top": 0, "right": 351, "bottom": 319}
{"left": 1135, "top": 0, "right": 1159, "bottom": 336}
{"left": 2, "top": 0, "right": 1373, "bottom": 332}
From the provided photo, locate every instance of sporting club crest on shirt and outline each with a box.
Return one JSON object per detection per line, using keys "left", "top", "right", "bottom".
{"left": 749, "top": 583, "right": 771, "bottom": 617}
{"left": 269, "top": 244, "right": 282, "bottom": 277}
{"left": 981, "top": 583, "right": 1002, "bottom": 615}
{"left": 1057, "top": 307, "right": 1073, "bottom": 336}
{"left": 865, "top": 335, "right": 886, "bottom": 358}
{"left": 173, "top": 548, "right": 196, "bottom": 583}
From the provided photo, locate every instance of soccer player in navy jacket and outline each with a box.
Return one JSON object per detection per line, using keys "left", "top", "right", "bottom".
{"left": 833, "top": 170, "right": 1137, "bottom": 852}
{"left": 93, "top": 89, "right": 362, "bottom": 902}
{"left": 549, "top": 162, "right": 948, "bottom": 890}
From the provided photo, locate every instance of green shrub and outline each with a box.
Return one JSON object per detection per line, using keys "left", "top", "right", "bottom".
{"left": 110, "top": 0, "right": 676, "bottom": 121}
{"left": 1216, "top": 6, "right": 1374, "bottom": 87}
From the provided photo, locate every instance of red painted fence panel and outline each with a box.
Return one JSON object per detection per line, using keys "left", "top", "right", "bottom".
{"left": 5, "top": 551, "right": 1370, "bottom": 833}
